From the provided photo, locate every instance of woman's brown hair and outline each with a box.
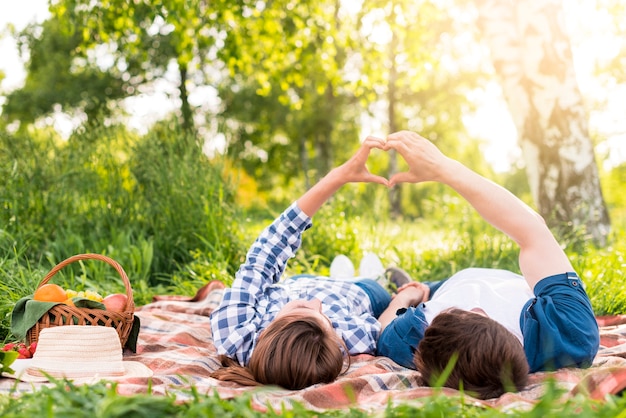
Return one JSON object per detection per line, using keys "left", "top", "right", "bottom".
{"left": 414, "top": 308, "right": 529, "bottom": 400}
{"left": 210, "top": 314, "right": 348, "bottom": 390}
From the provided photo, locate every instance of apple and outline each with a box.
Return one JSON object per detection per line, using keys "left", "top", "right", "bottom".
{"left": 1, "top": 343, "right": 15, "bottom": 352}
{"left": 17, "top": 347, "right": 31, "bottom": 359}
{"left": 102, "top": 293, "right": 128, "bottom": 312}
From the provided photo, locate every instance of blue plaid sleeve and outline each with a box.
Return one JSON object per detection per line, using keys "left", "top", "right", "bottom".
{"left": 210, "top": 202, "right": 312, "bottom": 365}
{"left": 333, "top": 314, "right": 381, "bottom": 355}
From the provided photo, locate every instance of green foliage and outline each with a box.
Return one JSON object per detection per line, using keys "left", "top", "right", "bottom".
{"left": 165, "top": 247, "right": 236, "bottom": 292}
{"left": 0, "top": 233, "right": 45, "bottom": 343}
{"left": 129, "top": 120, "right": 243, "bottom": 278}
{"left": 0, "top": 122, "right": 242, "bottom": 297}
{"left": 48, "top": 0, "right": 231, "bottom": 131}
{"left": 601, "top": 162, "right": 626, "bottom": 224}
{"left": 0, "top": 380, "right": 180, "bottom": 417}
{"left": 571, "top": 227, "right": 626, "bottom": 316}
{"left": 296, "top": 207, "right": 362, "bottom": 276}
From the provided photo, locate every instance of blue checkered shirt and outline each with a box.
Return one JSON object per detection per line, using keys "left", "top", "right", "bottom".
{"left": 210, "top": 202, "right": 380, "bottom": 366}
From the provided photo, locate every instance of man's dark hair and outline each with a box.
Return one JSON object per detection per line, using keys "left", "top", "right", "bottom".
{"left": 414, "top": 308, "right": 529, "bottom": 399}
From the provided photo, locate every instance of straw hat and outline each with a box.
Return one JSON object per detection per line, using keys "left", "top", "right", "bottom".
{"left": 3, "top": 326, "right": 152, "bottom": 383}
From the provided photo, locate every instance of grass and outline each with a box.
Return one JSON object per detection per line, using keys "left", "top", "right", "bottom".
{"left": 1, "top": 376, "right": 626, "bottom": 417}
{"left": 5, "top": 218, "right": 626, "bottom": 417}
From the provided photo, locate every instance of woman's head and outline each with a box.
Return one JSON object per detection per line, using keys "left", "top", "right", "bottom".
{"left": 210, "top": 310, "right": 348, "bottom": 390}
{"left": 248, "top": 314, "right": 347, "bottom": 389}
{"left": 414, "top": 308, "right": 529, "bottom": 399}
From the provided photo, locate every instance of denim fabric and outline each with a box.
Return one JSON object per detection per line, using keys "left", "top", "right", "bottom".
{"left": 354, "top": 278, "right": 392, "bottom": 318}
{"left": 376, "top": 305, "right": 428, "bottom": 369}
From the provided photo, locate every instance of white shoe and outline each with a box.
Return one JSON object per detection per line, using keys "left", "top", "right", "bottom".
{"left": 359, "top": 252, "right": 385, "bottom": 279}
{"left": 330, "top": 255, "right": 355, "bottom": 279}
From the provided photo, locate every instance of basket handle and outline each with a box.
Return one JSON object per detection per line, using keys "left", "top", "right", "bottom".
{"left": 38, "top": 253, "right": 135, "bottom": 312}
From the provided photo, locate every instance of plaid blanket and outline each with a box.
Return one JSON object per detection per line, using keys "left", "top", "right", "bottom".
{"left": 3, "top": 280, "right": 626, "bottom": 412}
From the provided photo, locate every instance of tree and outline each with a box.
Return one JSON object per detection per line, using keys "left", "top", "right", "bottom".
{"left": 473, "top": 0, "right": 610, "bottom": 245}
{"left": 50, "top": 0, "right": 223, "bottom": 132}
{"left": 2, "top": 19, "right": 127, "bottom": 126}
{"left": 356, "top": 0, "right": 484, "bottom": 217}
{"left": 215, "top": 0, "right": 363, "bottom": 190}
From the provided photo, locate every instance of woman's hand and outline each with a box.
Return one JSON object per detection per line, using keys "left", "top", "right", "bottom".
{"left": 297, "top": 136, "right": 387, "bottom": 217}
{"left": 334, "top": 136, "right": 388, "bottom": 186}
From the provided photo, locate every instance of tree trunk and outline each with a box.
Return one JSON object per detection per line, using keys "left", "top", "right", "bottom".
{"left": 474, "top": 0, "right": 610, "bottom": 245}
{"left": 388, "top": 13, "right": 402, "bottom": 219}
{"left": 300, "top": 135, "right": 310, "bottom": 190}
{"left": 178, "top": 64, "right": 194, "bottom": 133}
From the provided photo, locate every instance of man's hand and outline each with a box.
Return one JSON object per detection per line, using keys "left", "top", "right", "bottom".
{"left": 394, "top": 281, "right": 430, "bottom": 304}
{"left": 379, "top": 282, "right": 429, "bottom": 331}
{"left": 384, "top": 130, "right": 453, "bottom": 187}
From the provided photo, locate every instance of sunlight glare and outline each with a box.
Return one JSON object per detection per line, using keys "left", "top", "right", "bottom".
{"left": 360, "top": 8, "right": 393, "bottom": 45}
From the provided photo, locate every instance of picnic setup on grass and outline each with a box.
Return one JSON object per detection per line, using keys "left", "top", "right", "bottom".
{"left": 2, "top": 253, "right": 626, "bottom": 413}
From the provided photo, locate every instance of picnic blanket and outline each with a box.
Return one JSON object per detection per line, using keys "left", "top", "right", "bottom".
{"left": 2, "top": 280, "right": 626, "bottom": 413}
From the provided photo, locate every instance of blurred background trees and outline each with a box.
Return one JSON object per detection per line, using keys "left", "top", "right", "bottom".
{"left": 2, "top": 0, "right": 625, "bottom": 249}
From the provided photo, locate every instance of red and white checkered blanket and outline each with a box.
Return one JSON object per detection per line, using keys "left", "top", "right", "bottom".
{"left": 3, "top": 280, "right": 626, "bottom": 412}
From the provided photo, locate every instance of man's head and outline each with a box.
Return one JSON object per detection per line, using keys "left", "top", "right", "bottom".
{"left": 249, "top": 313, "right": 346, "bottom": 390}
{"left": 414, "top": 308, "right": 529, "bottom": 399}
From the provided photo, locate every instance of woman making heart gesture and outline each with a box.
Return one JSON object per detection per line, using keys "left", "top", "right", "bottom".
{"left": 210, "top": 137, "right": 427, "bottom": 390}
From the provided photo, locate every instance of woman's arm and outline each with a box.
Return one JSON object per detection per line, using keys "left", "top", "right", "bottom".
{"left": 297, "top": 136, "right": 388, "bottom": 216}
{"left": 211, "top": 136, "right": 389, "bottom": 364}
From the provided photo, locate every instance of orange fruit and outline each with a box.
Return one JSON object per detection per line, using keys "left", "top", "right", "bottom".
{"left": 33, "top": 284, "right": 68, "bottom": 302}
{"left": 63, "top": 298, "right": 75, "bottom": 307}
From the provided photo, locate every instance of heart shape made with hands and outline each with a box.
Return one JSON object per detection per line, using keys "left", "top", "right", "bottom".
{"left": 355, "top": 140, "right": 403, "bottom": 185}
{"left": 359, "top": 133, "right": 444, "bottom": 186}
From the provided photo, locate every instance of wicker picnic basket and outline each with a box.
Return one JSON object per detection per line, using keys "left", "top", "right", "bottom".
{"left": 26, "top": 253, "right": 135, "bottom": 347}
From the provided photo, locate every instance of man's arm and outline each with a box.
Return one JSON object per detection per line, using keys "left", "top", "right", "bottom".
{"left": 378, "top": 283, "right": 429, "bottom": 331}
{"left": 385, "top": 130, "right": 573, "bottom": 290}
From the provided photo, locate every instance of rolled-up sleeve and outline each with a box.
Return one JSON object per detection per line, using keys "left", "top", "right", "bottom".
{"left": 521, "top": 272, "right": 599, "bottom": 372}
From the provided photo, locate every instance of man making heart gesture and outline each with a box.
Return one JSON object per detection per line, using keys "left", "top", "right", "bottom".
{"left": 377, "top": 130, "right": 599, "bottom": 399}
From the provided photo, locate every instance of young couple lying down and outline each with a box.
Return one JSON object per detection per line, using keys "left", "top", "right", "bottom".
{"left": 209, "top": 130, "right": 599, "bottom": 400}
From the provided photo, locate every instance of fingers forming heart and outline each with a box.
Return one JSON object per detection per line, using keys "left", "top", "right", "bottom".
{"left": 360, "top": 136, "right": 412, "bottom": 184}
